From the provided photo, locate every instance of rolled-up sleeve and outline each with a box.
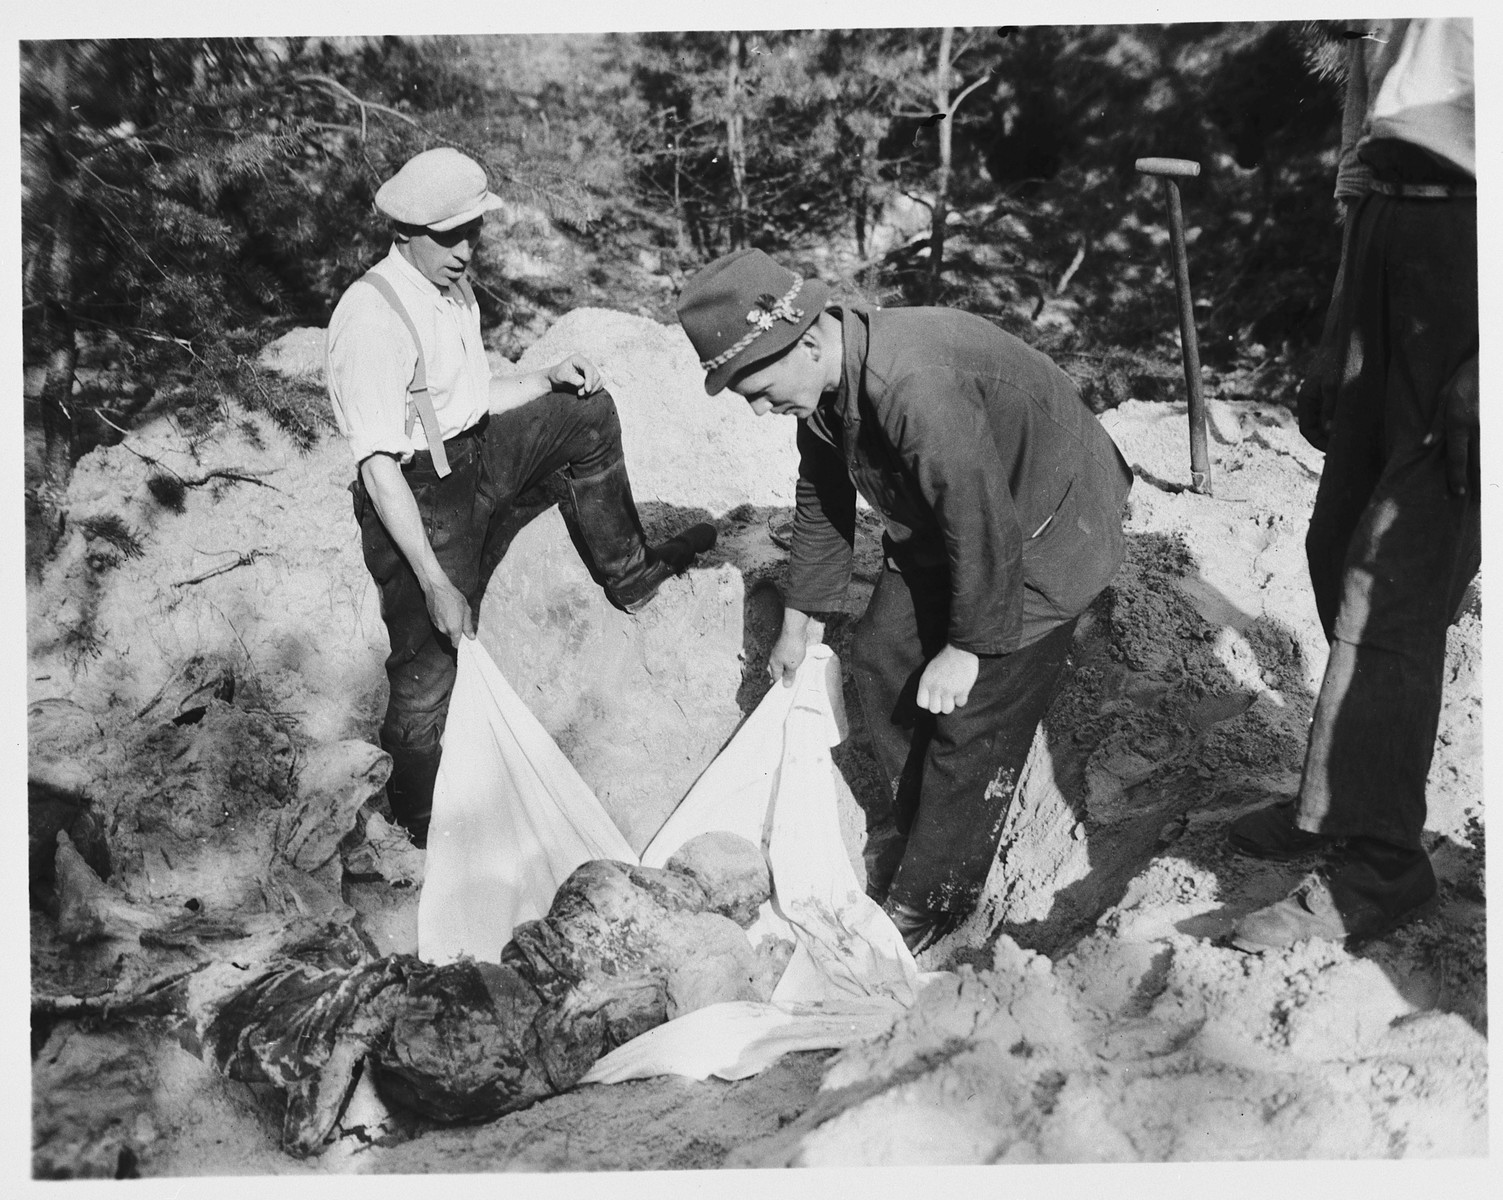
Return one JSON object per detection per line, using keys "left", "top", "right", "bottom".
{"left": 325, "top": 288, "right": 420, "bottom": 465}
{"left": 1335, "top": 32, "right": 1374, "bottom": 202}
{"left": 876, "top": 369, "right": 1025, "bottom": 655}
{"left": 784, "top": 419, "right": 857, "bottom": 613}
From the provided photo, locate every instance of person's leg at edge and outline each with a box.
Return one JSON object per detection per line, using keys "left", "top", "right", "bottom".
{"left": 1227, "top": 199, "right": 1381, "bottom": 863}
{"left": 1232, "top": 194, "right": 1479, "bottom": 950}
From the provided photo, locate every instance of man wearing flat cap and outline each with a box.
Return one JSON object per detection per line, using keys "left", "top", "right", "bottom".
{"left": 328, "top": 147, "right": 714, "bottom": 846}
{"left": 678, "top": 249, "right": 1131, "bottom": 952}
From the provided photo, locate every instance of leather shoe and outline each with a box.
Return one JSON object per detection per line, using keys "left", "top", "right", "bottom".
{"left": 1229, "top": 841, "right": 1438, "bottom": 953}
{"left": 397, "top": 815, "right": 429, "bottom": 851}
{"left": 883, "top": 899, "right": 963, "bottom": 955}
{"left": 610, "top": 522, "right": 718, "bottom": 612}
{"left": 650, "top": 522, "right": 718, "bottom": 573}
{"left": 862, "top": 825, "right": 908, "bottom": 908}
{"left": 1227, "top": 799, "right": 1335, "bottom": 861}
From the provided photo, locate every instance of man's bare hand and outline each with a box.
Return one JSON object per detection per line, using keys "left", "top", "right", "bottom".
{"left": 916, "top": 645, "right": 979, "bottom": 714}
{"left": 422, "top": 574, "right": 476, "bottom": 644}
{"left": 768, "top": 626, "right": 808, "bottom": 687}
{"left": 768, "top": 608, "right": 824, "bottom": 687}
{"left": 1424, "top": 354, "right": 1479, "bottom": 498}
{"left": 547, "top": 353, "right": 602, "bottom": 395}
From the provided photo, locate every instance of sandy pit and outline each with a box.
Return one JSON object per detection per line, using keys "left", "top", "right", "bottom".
{"left": 26, "top": 310, "right": 1486, "bottom": 1178}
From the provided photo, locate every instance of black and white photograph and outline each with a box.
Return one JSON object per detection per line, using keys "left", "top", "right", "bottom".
{"left": 14, "top": 2, "right": 1493, "bottom": 1184}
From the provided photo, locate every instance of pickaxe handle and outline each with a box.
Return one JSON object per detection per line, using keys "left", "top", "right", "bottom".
{"left": 1135, "top": 157, "right": 1211, "bottom": 495}
{"left": 1134, "top": 157, "right": 1201, "bottom": 179}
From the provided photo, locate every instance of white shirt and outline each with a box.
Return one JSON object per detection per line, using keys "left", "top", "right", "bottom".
{"left": 325, "top": 245, "right": 493, "bottom": 465}
{"left": 1336, "top": 18, "right": 1474, "bottom": 200}
{"left": 1369, "top": 19, "right": 1473, "bottom": 176}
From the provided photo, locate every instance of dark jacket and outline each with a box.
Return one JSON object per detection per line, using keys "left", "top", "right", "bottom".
{"left": 785, "top": 305, "right": 1132, "bottom": 655}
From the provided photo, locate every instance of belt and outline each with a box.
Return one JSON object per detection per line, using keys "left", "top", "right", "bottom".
{"left": 1369, "top": 179, "right": 1475, "bottom": 199}
{"left": 447, "top": 414, "right": 489, "bottom": 444}
{"left": 404, "top": 415, "right": 488, "bottom": 470}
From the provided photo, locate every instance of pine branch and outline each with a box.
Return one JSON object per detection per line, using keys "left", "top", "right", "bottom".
{"left": 290, "top": 74, "right": 421, "bottom": 138}
{"left": 947, "top": 73, "right": 993, "bottom": 119}
{"left": 173, "top": 549, "right": 273, "bottom": 588}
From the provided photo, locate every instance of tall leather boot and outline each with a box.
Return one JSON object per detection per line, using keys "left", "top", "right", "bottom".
{"left": 566, "top": 457, "right": 718, "bottom": 612}
{"left": 381, "top": 739, "right": 441, "bottom": 849}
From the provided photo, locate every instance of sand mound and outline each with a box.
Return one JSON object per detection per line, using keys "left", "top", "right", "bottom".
{"left": 515, "top": 307, "right": 798, "bottom": 512}
{"left": 735, "top": 934, "right": 1486, "bottom": 1165}
{"left": 26, "top": 405, "right": 388, "bottom": 748}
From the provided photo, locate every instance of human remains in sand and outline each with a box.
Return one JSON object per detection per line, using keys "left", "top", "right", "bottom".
{"left": 1227, "top": 18, "right": 1478, "bottom": 951}
{"left": 678, "top": 249, "right": 1133, "bottom": 953}
{"left": 324, "top": 148, "right": 716, "bottom": 846}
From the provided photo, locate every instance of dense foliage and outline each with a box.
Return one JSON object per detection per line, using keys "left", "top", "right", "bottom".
{"left": 598, "top": 24, "right": 1346, "bottom": 406}
{"left": 20, "top": 36, "right": 600, "bottom": 491}
{"left": 21, "top": 25, "right": 1349, "bottom": 516}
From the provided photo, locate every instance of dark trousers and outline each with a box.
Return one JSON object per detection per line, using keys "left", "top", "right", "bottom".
{"left": 352, "top": 389, "right": 624, "bottom": 820}
{"left": 1295, "top": 192, "right": 1479, "bottom": 851}
{"left": 851, "top": 561, "right": 1077, "bottom": 913}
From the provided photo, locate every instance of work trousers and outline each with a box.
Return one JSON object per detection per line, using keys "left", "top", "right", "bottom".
{"left": 852, "top": 559, "right": 1078, "bottom": 914}
{"left": 352, "top": 388, "right": 624, "bottom": 817}
{"left": 1295, "top": 190, "right": 1479, "bottom": 851}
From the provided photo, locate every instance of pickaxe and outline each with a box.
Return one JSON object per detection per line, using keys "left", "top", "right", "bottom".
{"left": 1136, "top": 156, "right": 1211, "bottom": 495}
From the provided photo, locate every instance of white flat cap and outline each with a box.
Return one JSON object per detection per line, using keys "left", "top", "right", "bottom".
{"left": 374, "top": 147, "right": 505, "bottom": 231}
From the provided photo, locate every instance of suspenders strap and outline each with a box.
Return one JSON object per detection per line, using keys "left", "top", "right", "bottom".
{"left": 358, "top": 271, "right": 453, "bottom": 478}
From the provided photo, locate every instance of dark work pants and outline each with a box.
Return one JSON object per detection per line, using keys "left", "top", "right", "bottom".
{"left": 1296, "top": 192, "right": 1479, "bottom": 851}
{"left": 851, "top": 561, "right": 1077, "bottom": 914}
{"left": 353, "top": 389, "right": 624, "bottom": 821}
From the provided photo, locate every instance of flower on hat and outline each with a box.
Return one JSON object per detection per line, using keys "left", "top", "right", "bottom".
{"left": 696, "top": 278, "right": 808, "bottom": 373}
{"left": 745, "top": 290, "right": 803, "bottom": 332}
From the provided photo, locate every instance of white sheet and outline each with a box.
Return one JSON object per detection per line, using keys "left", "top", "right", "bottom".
{"left": 418, "top": 640, "right": 931, "bottom": 1084}
{"left": 417, "top": 638, "right": 636, "bottom": 966}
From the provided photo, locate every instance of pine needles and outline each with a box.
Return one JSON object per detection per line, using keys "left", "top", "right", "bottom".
{"left": 76, "top": 513, "right": 144, "bottom": 569}
{"left": 146, "top": 473, "right": 187, "bottom": 513}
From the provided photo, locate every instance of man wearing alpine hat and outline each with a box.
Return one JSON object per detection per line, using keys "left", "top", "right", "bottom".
{"left": 677, "top": 249, "right": 1131, "bottom": 952}
{"left": 328, "top": 147, "right": 715, "bottom": 847}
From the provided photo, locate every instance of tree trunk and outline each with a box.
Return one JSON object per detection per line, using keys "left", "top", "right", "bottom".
{"left": 926, "top": 27, "right": 955, "bottom": 305}
{"left": 851, "top": 176, "right": 867, "bottom": 260}
{"left": 851, "top": 131, "right": 873, "bottom": 260}
{"left": 670, "top": 126, "right": 689, "bottom": 253}
{"left": 858, "top": 128, "right": 882, "bottom": 290}
{"left": 36, "top": 44, "right": 80, "bottom": 512}
{"left": 39, "top": 294, "right": 79, "bottom": 498}
{"left": 725, "top": 32, "right": 750, "bottom": 251}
